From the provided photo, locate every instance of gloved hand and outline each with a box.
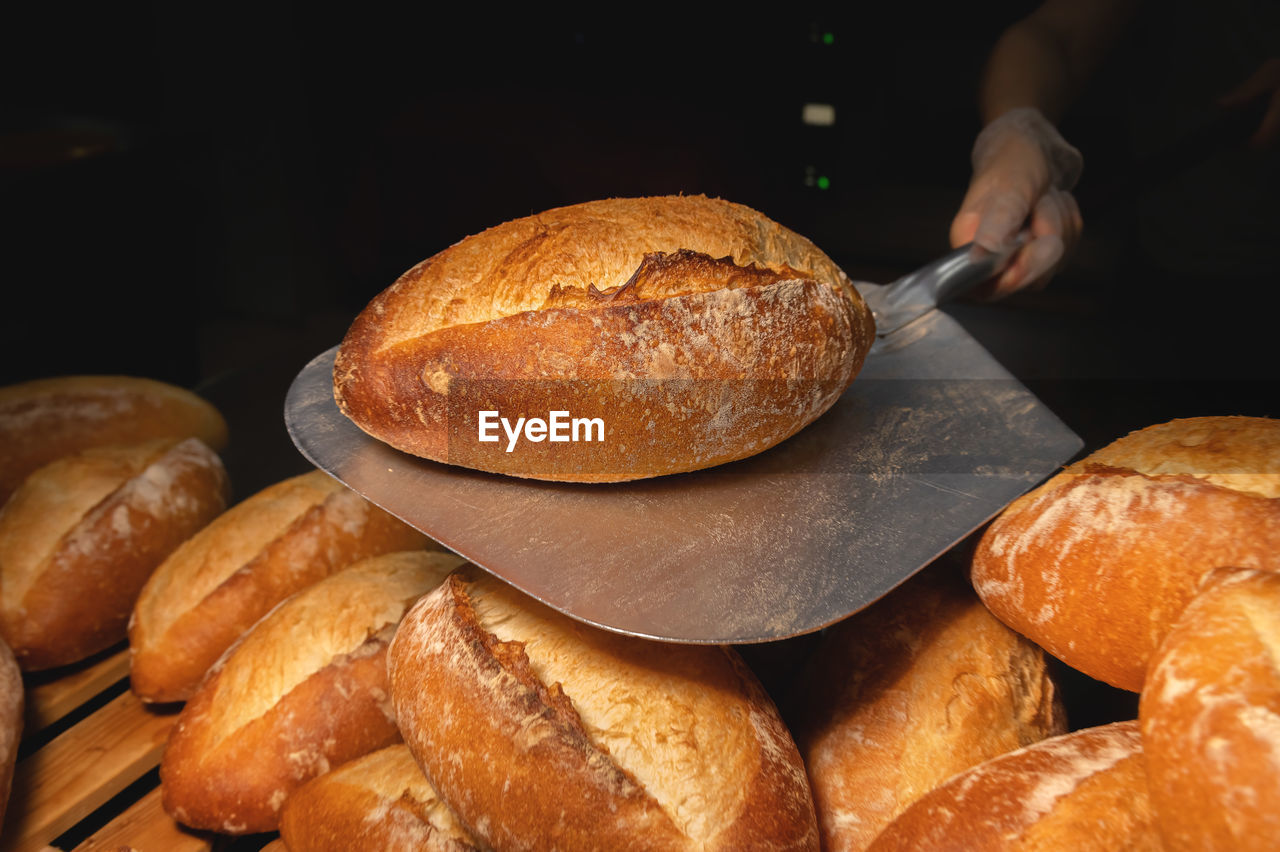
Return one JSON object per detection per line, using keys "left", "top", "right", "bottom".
{"left": 949, "top": 108, "right": 1084, "bottom": 298}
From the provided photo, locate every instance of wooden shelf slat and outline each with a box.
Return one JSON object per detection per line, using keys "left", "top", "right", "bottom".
{"left": 25, "top": 650, "right": 132, "bottom": 733}
{"left": 2, "top": 690, "right": 176, "bottom": 852}
{"left": 70, "top": 786, "right": 212, "bottom": 852}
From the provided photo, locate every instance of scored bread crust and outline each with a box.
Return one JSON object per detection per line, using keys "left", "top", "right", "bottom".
{"left": 387, "top": 569, "right": 819, "bottom": 851}
{"left": 865, "top": 720, "right": 1159, "bottom": 851}
{"left": 160, "top": 550, "right": 464, "bottom": 834}
{"left": 971, "top": 416, "right": 1280, "bottom": 692}
{"left": 279, "top": 744, "right": 480, "bottom": 852}
{"left": 788, "top": 566, "right": 1066, "bottom": 852}
{"left": 130, "top": 470, "right": 430, "bottom": 703}
{"left": 334, "top": 195, "right": 874, "bottom": 482}
{"left": 0, "top": 375, "right": 228, "bottom": 505}
{"left": 0, "top": 437, "right": 230, "bottom": 671}
{"left": 1139, "top": 567, "right": 1280, "bottom": 851}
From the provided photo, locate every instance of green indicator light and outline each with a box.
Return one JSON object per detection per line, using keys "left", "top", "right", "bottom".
{"left": 823, "top": 32, "right": 834, "bottom": 45}
{"left": 817, "top": 175, "right": 831, "bottom": 190}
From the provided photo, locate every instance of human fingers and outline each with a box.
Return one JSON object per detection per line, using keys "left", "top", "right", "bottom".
{"left": 950, "top": 178, "right": 1035, "bottom": 252}
{"left": 987, "top": 188, "right": 1081, "bottom": 297}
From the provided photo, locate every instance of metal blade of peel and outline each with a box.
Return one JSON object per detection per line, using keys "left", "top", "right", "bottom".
{"left": 284, "top": 244, "right": 1080, "bottom": 644}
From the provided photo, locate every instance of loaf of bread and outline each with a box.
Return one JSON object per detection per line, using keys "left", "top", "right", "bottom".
{"left": 387, "top": 566, "right": 819, "bottom": 851}
{"left": 1139, "top": 567, "right": 1280, "bottom": 851}
{"left": 865, "top": 720, "right": 1159, "bottom": 851}
{"left": 787, "top": 565, "right": 1066, "bottom": 851}
{"left": 0, "top": 638, "right": 21, "bottom": 828}
{"left": 130, "top": 469, "right": 432, "bottom": 703}
{"left": 0, "top": 375, "right": 228, "bottom": 506}
{"left": 0, "top": 437, "right": 230, "bottom": 670}
{"left": 160, "top": 550, "right": 464, "bottom": 834}
{"left": 279, "top": 744, "right": 479, "bottom": 851}
{"left": 970, "top": 416, "right": 1280, "bottom": 691}
{"left": 334, "top": 195, "right": 875, "bottom": 482}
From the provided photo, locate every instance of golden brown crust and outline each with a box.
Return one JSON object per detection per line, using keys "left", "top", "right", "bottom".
{"left": 0, "top": 438, "right": 230, "bottom": 671}
{"left": 279, "top": 744, "right": 480, "bottom": 852}
{"left": 865, "top": 721, "right": 1159, "bottom": 851}
{"left": 129, "top": 470, "right": 431, "bottom": 703}
{"left": 0, "top": 638, "right": 21, "bottom": 827}
{"left": 160, "top": 551, "right": 463, "bottom": 834}
{"left": 788, "top": 566, "right": 1066, "bottom": 852}
{"left": 971, "top": 416, "right": 1280, "bottom": 692}
{"left": 163, "top": 634, "right": 400, "bottom": 835}
{"left": 1139, "top": 567, "right": 1280, "bottom": 851}
{"left": 387, "top": 568, "right": 819, "bottom": 851}
{"left": 334, "top": 195, "right": 874, "bottom": 482}
{"left": 0, "top": 375, "right": 228, "bottom": 505}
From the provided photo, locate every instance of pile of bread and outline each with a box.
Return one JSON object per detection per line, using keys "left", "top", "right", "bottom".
{"left": 0, "top": 373, "right": 1275, "bottom": 851}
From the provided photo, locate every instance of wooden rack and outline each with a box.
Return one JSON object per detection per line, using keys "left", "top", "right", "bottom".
{"left": 2, "top": 648, "right": 278, "bottom": 852}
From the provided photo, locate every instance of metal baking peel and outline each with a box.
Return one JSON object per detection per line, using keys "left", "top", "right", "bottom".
{"left": 285, "top": 243, "right": 1082, "bottom": 643}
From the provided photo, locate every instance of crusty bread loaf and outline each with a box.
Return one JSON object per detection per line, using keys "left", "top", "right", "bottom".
{"left": 334, "top": 195, "right": 875, "bottom": 482}
{"left": 1139, "top": 567, "right": 1280, "bottom": 851}
{"left": 279, "top": 744, "right": 479, "bottom": 851}
{"left": 971, "top": 416, "right": 1280, "bottom": 691}
{"left": 865, "top": 720, "right": 1159, "bottom": 851}
{"left": 0, "top": 638, "right": 21, "bottom": 828}
{"left": 787, "top": 566, "right": 1066, "bottom": 851}
{"left": 160, "top": 550, "right": 464, "bottom": 834}
{"left": 0, "top": 375, "right": 228, "bottom": 506}
{"left": 0, "top": 437, "right": 230, "bottom": 670}
{"left": 130, "top": 470, "right": 432, "bottom": 703}
{"left": 387, "top": 567, "right": 819, "bottom": 851}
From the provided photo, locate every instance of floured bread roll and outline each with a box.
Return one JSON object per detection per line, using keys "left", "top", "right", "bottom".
{"left": 788, "top": 566, "right": 1066, "bottom": 851}
{"left": 279, "top": 744, "right": 479, "bottom": 851}
{"left": 971, "top": 416, "right": 1280, "bottom": 691}
{"left": 130, "top": 469, "right": 431, "bottom": 703}
{"left": 865, "top": 720, "right": 1159, "bottom": 850}
{"left": 1140, "top": 567, "right": 1280, "bottom": 851}
{"left": 0, "top": 437, "right": 229, "bottom": 670}
{"left": 160, "top": 550, "right": 464, "bottom": 834}
{"left": 0, "top": 638, "right": 21, "bottom": 827}
{"left": 387, "top": 567, "right": 820, "bottom": 850}
{"left": 334, "top": 195, "right": 874, "bottom": 482}
{"left": 0, "top": 375, "right": 228, "bottom": 505}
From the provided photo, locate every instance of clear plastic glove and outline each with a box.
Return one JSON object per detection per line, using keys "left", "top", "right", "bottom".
{"left": 949, "top": 107, "right": 1084, "bottom": 298}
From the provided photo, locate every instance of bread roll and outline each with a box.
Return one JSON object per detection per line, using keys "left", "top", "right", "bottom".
{"left": 334, "top": 195, "right": 874, "bottom": 482}
{"left": 0, "top": 638, "right": 21, "bottom": 828}
{"left": 0, "top": 375, "right": 228, "bottom": 505}
{"left": 1139, "top": 567, "right": 1280, "bottom": 851}
{"left": 130, "top": 469, "right": 431, "bottom": 703}
{"left": 971, "top": 416, "right": 1280, "bottom": 691}
{"left": 865, "top": 720, "right": 1159, "bottom": 851}
{"left": 0, "top": 437, "right": 230, "bottom": 670}
{"left": 160, "top": 550, "right": 464, "bottom": 834}
{"left": 788, "top": 566, "right": 1066, "bottom": 851}
{"left": 279, "top": 744, "right": 479, "bottom": 851}
{"left": 387, "top": 567, "right": 819, "bottom": 851}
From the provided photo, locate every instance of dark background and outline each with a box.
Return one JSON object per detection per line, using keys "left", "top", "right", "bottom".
{"left": 2, "top": 3, "right": 1276, "bottom": 489}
